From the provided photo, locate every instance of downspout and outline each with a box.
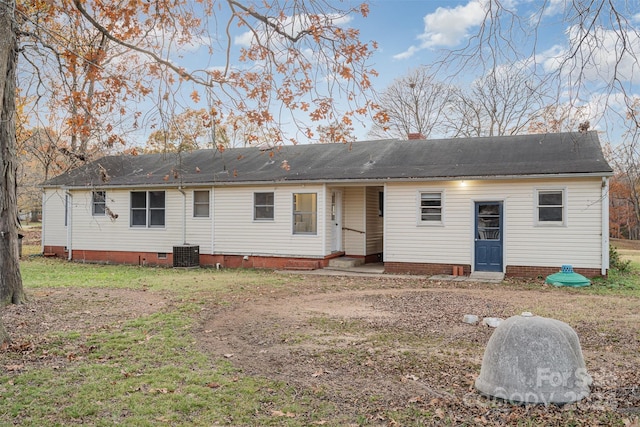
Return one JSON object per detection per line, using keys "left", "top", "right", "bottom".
{"left": 601, "top": 176, "right": 610, "bottom": 275}
{"left": 178, "top": 187, "right": 187, "bottom": 244}
{"left": 210, "top": 188, "right": 215, "bottom": 254}
{"left": 65, "top": 189, "right": 72, "bottom": 260}
{"left": 322, "top": 184, "right": 327, "bottom": 255}
{"left": 382, "top": 182, "right": 387, "bottom": 265}
{"left": 41, "top": 191, "right": 46, "bottom": 255}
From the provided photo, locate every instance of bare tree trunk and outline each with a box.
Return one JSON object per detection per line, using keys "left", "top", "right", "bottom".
{"left": 0, "top": 1, "right": 25, "bottom": 314}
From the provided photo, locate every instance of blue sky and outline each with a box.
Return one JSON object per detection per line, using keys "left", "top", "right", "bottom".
{"left": 137, "top": 0, "right": 638, "bottom": 145}
{"left": 334, "top": 0, "right": 574, "bottom": 137}
{"left": 346, "top": 0, "right": 638, "bottom": 143}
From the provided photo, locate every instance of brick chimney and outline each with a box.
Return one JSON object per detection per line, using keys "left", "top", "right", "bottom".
{"left": 408, "top": 133, "right": 425, "bottom": 140}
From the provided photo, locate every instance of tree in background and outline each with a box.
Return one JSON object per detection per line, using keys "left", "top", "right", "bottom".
{"left": 20, "top": 3, "right": 139, "bottom": 163}
{"left": 371, "top": 64, "right": 551, "bottom": 139}
{"left": 369, "top": 67, "right": 451, "bottom": 140}
{"left": 145, "top": 109, "right": 229, "bottom": 153}
{"left": 609, "top": 174, "right": 639, "bottom": 240}
{"left": 1, "top": 0, "right": 381, "bottom": 343}
{"left": 435, "top": 1, "right": 639, "bottom": 138}
{"left": 607, "top": 100, "right": 640, "bottom": 240}
{"left": 317, "top": 121, "right": 355, "bottom": 144}
{"left": 527, "top": 104, "right": 591, "bottom": 135}
{"left": 444, "top": 66, "right": 549, "bottom": 137}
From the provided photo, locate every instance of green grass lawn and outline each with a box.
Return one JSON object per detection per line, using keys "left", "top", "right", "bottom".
{"left": 5, "top": 256, "right": 317, "bottom": 426}
{"left": 3, "top": 247, "right": 640, "bottom": 426}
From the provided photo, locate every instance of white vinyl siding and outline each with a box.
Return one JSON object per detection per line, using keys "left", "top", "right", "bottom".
{"left": 185, "top": 189, "right": 213, "bottom": 253}
{"left": 213, "top": 185, "right": 325, "bottom": 257}
{"left": 42, "top": 189, "right": 68, "bottom": 247}
{"left": 66, "top": 189, "right": 195, "bottom": 254}
{"left": 42, "top": 176, "right": 605, "bottom": 272}
{"left": 385, "top": 178, "right": 604, "bottom": 269}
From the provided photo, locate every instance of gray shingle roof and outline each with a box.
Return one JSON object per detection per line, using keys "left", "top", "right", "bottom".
{"left": 43, "top": 131, "right": 613, "bottom": 188}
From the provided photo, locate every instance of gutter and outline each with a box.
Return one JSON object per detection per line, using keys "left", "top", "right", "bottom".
{"left": 44, "top": 172, "right": 614, "bottom": 191}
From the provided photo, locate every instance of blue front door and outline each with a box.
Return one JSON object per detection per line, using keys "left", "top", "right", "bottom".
{"left": 474, "top": 202, "right": 503, "bottom": 272}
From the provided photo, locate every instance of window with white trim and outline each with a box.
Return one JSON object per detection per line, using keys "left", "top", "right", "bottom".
{"left": 537, "top": 189, "right": 564, "bottom": 224}
{"left": 419, "top": 192, "right": 442, "bottom": 223}
{"left": 131, "top": 191, "right": 165, "bottom": 227}
{"left": 193, "top": 190, "right": 210, "bottom": 218}
{"left": 92, "top": 191, "right": 106, "bottom": 216}
{"left": 254, "top": 192, "right": 274, "bottom": 220}
{"left": 293, "top": 193, "right": 317, "bottom": 234}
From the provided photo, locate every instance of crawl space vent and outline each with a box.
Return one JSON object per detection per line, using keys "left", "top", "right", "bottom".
{"left": 173, "top": 245, "right": 199, "bottom": 268}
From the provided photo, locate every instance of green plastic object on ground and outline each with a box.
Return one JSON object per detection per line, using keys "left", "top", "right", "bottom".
{"left": 545, "top": 265, "right": 591, "bottom": 287}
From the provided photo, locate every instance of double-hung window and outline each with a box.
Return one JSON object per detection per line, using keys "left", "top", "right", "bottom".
{"left": 254, "top": 192, "right": 274, "bottom": 220}
{"left": 193, "top": 190, "right": 210, "bottom": 218}
{"left": 293, "top": 193, "right": 317, "bottom": 234}
{"left": 131, "top": 191, "right": 165, "bottom": 227}
{"left": 419, "top": 192, "right": 442, "bottom": 224}
{"left": 537, "top": 189, "right": 565, "bottom": 225}
{"left": 92, "top": 191, "right": 106, "bottom": 216}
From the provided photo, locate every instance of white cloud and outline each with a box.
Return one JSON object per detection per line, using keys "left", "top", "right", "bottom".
{"left": 234, "top": 31, "right": 254, "bottom": 47}
{"left": 234, "top": 13, "right": 352, "bottom": 48}
{"left": 540, "top": 25, "right": 640, "bottom": 84}
{"left": 393, "top": 0, "right": 488, "bottom": 60}
{"left": 542, "top": 0, "right": 566, "bottom": 17}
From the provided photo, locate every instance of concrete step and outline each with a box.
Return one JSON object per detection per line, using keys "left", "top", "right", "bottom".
{"left": 328, "top": 257, "right": 365, "bottom": 269}
{"left": 468, "top": 271, "right": 505, "bottom": 283}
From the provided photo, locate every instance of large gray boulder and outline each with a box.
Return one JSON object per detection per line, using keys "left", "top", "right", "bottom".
{"left": 475, "top": 313, "right": 592, "bottom": 404}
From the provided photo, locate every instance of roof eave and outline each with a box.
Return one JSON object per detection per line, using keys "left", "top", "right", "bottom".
{"left": 45, "top": 171, "right": 614, "bottom": 190}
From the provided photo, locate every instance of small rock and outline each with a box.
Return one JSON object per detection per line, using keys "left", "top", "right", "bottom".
{"left": 462, "top": 314, "right": 479, "bottom": 325}
{"left": 482, "top": 317, "right": 504, "bottom": 328}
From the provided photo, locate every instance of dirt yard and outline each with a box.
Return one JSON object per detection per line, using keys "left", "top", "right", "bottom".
{"left": 4, "top": 227, "right": 640, "bottom": 424}
{"left": 193, "top": 277, "right": 640, "bottom": 424}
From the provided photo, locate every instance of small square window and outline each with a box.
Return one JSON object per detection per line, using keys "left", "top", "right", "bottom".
{"left": 537, "top": 189, "right": 564, "bottom": 224}
{"left": 254, "top": 192, "right": 274, "bottom": 220}
{"left": 420, "top": 192, "right": 442, "bottom": 222}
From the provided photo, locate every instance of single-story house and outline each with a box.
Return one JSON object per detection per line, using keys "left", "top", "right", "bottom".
{"left": 41, "top": 131, "right": 613, "bottom": 277}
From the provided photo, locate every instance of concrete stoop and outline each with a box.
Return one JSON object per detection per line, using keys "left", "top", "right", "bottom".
{"left": 468, "top": 271, "right": 505, "bottom": 283}
{"left": 327, "top": 257, "right": 365, "bottom": 269}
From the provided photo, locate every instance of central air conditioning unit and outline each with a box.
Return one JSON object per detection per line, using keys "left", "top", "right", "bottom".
{"left": 173, "top": 245, "right": 199, "bottom": 268}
